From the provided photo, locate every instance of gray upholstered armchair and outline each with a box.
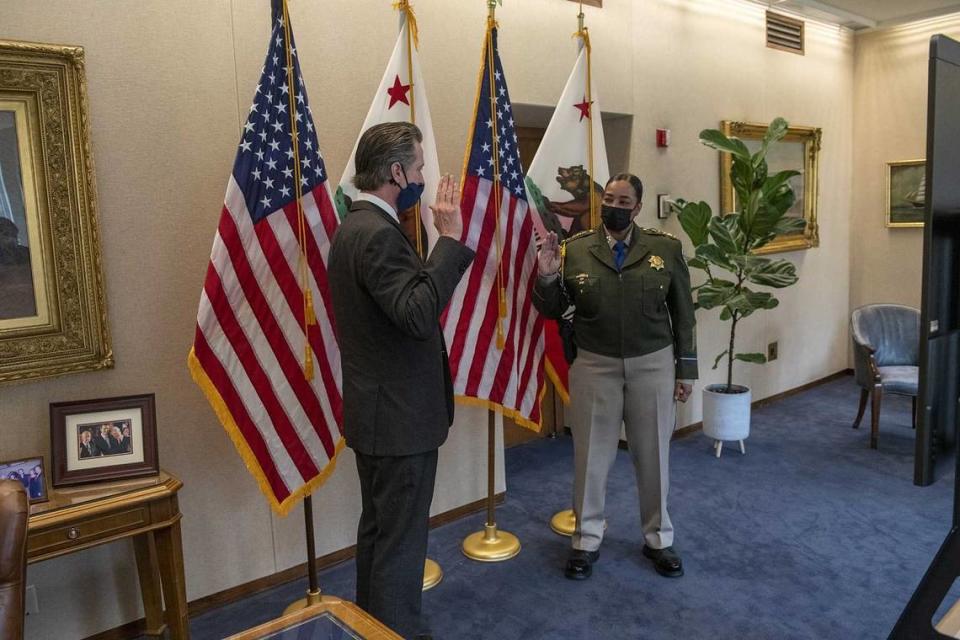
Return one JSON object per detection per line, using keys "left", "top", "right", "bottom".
{"left": 850, "top": 304, "right": 920, "bottom": 449}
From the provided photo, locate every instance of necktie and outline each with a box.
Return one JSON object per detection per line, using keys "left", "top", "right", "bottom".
{"left": 614, "top": 240, "right": 627, "bottom": 272}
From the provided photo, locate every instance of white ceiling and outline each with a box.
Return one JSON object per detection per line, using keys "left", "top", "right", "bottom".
{"left": 769, "top": 0, "right": 960, "bottom": 29}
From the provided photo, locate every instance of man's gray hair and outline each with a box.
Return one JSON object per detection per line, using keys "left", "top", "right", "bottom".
{"left": 353, "top": 121, "right": 423, "bottom": 191}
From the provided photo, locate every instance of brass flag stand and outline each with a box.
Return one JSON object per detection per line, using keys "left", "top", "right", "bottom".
{"left": 551, "top": 509, "right": 577, "bottom": 536}
{"left": 462, "top": 409, "right": 521, "bottom": 561}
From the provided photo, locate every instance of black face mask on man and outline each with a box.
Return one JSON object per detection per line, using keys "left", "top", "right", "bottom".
{"left": 600, "top": 204, "right": 634, "bottom": 232}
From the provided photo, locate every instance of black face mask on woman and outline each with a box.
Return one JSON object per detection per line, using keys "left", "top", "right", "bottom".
{"left": 600, "top": 204, "right": 634, "bottom": 232}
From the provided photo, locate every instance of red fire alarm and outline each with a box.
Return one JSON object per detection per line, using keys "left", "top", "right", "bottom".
{"left": 656, "top": 128, "right": 671, "bottom": 148}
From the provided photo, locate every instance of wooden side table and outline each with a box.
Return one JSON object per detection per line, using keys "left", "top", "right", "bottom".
{"left": 226, "top": 597, "right": 402, "bottom": 640}
{"left": 27, "top": 471, "right": 189, "bottom": 639}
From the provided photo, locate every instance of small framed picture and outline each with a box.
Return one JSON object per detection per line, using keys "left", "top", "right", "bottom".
{"left": 0, "top": 456, "right": 48, "bottom": 504}
{"left": 886, "top": 160, "right": 926, "bottom": 228}
{"left": 50, "top": 394, "right": 158, "bottom": 487}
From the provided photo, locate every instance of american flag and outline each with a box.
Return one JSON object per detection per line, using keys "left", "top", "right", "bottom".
{"left": 441, "top": 26, "right": 545, "bottom": 430}
{"left": 188, "top": 0, "right": 343, "bottom": 515}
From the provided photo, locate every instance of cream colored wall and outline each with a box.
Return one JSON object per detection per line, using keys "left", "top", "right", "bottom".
{"left": 0, "top": 1, "right": 854, "bottom": 638}
{"left": 632, "top": 1, "right": 855, "bottom": 427}
{"left": 850, "top": 15, "right": 960, "bottom": 314}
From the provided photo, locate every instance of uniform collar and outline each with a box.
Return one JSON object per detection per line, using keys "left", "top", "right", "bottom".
{"left": 604, "top": 224, "right": 634, "bottom": 249}
{"left": 589, "top": 225, "right": 650, "bottom": 273}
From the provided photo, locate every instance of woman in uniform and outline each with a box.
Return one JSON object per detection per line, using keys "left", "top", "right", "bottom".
{"left": 533, "top": 173, "right": 698, "bottom": 580}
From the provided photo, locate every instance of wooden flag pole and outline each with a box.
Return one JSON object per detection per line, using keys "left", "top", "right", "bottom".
{"left": 283, "top": 495, "right": 326, "bottom": 614}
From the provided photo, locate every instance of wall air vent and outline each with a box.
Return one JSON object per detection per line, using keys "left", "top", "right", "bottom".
{"left": 766, "top": 11, "right": 805, "bottom": 55}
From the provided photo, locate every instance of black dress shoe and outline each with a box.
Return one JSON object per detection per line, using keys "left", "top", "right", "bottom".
{"left": 564, "top": 548, "right": 600, "bottom": 580}
{"left": 642, "top": 545, "right": 683, "bottom": 577}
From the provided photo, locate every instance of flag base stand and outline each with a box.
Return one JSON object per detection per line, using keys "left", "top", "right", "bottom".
{"left": 462, "top": 524, "right": 521, "bottom": 562}
{"left": 462, "top": 410, "right": 521, "bottom": 562}
{"left": 423, "top": 558, "right": 443, "bottom": 590}
{"left": 282, "top": 589, "right": 329, "bottom": 616}
{"left": 549, "top": 509, "right": 606, "bottom": 537}
{"left": 550, "top": 509, "right": 576, "bottom": 536}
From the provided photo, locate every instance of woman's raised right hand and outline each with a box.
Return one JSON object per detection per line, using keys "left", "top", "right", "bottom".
{"left": 537, "top": 231, "right": 561, "bottom": 276}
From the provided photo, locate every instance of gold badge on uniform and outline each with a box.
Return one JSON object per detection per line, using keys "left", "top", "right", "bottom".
{"left": 649, "top": 255, "right": 665, "bottom": 271}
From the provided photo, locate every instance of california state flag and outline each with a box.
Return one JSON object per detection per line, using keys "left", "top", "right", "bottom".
{"left": 336, "top": 7, "right": 440, "bottom": 253}
{"left": 525, "top": 40, "right": 610, "bottom": 399}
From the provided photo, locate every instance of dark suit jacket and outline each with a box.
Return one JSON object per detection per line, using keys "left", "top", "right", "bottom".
{"left": 93, "top": 435, "right": 112, "bottom": 456}
{"left": 328, "top": 199, "right": 474, "bottom": 456}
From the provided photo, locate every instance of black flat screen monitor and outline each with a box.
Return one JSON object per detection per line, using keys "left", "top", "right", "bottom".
{"left": 916, "top": 34, "right": 960, "bottom": 490}
{"left": 891, "top": 34, "right": 960, "bottom": 640}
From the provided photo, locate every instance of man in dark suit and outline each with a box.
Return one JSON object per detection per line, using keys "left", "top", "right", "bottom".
{"left": 109, "top": 426, "right": 131, "bottom": 454}
{"left": 93, "top": 424, "right": 113, "bottom": 456}
{"left": 328, "top": 122, "right": 473, "bottom": 640}
{"left": 78, "top": 429, "right": 99, "bottom": 458}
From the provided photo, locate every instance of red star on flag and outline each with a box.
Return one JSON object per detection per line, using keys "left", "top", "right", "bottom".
{"left": 387, "top": 74, "right": 411, "bottom": 109}
{"left": 574, "top": 96, "right": 593, "bottom": 122}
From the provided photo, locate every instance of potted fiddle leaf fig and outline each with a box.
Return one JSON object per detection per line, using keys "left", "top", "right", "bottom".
{"left": 675, "top": 117, "right": 804, "bottom": 456}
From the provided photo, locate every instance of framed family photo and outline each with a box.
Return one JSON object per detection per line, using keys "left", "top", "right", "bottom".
{"left": 886, "top": 159, "right": 926, "bottom": 228}
{"left": 50, "top": 393, "right": 158, "bottom": 487}
{"left": 0, "top": 455, "right": 47, "bottom": 504}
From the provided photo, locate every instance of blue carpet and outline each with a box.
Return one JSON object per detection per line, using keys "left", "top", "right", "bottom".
{"left": 178, "top": 377, "right": 955, "bottom": 639}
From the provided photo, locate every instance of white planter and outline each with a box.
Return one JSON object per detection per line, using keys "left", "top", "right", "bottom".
{"left": 702, "top": 384, "right": 751, "bottom": 457}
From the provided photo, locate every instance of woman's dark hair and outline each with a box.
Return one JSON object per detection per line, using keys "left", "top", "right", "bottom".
{"left": 605, "top": 173, "right": 643, "bottom": 204}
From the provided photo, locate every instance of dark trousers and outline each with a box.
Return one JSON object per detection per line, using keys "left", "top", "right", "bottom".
{"left": 354, "top": 448, "right": 438, "bottom": 639}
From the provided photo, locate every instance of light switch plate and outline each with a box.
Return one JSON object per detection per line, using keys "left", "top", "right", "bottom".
{"left": 657, "top": 194, "right": 671, "bottom": 219}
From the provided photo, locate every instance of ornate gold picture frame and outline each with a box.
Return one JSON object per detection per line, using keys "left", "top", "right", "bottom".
{"left": 886, "top": 159, "right": 925, "bottom": 228}
{"left": 0, "top": 40, "right": 111, "bottom": 384}
{"left": 720, "top": 120, "right": 821, "bottom": 255}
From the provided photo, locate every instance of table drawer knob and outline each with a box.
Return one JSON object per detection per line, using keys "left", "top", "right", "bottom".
{"left": 67, "top": 527, "right": 80, "bottom": 540}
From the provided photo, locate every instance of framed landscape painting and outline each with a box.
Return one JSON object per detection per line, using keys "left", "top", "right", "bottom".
{"left": 886, "top": 159, "right": 926, "bottom": 228}
{"left": 719, "top": 120, "right": 822, "bottom": 255}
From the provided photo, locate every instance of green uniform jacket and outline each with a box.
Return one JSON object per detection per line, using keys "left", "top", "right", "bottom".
{"left": 533, "top": 227, "right": 699, "bottom": 380}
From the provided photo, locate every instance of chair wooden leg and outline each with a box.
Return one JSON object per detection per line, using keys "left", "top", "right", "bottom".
{"left": 853, "top": 388, "right": 869, "bottom": 429}
{"left": 870, "top": 384, "right": 882, "bottom": 449}
{"left": 912, "top": 397, "right": 918, "bottom": 429}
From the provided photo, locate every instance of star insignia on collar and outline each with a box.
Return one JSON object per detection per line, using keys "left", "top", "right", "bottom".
{"left": 649, "top": 255, "right": 665, "bottom": 271}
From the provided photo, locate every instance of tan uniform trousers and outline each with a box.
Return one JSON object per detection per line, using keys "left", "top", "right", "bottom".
{"left": 570, "top": 345, "right": 676, "bottom": 552}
